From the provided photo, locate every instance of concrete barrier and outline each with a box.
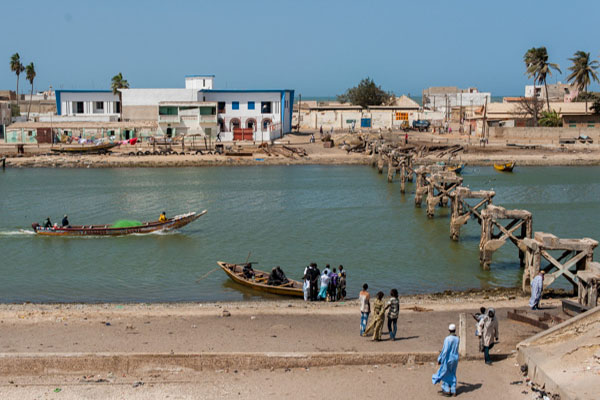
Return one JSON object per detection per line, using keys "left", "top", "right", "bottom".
{"left": 0, "top": 352, "right": 448, "bottom": 376}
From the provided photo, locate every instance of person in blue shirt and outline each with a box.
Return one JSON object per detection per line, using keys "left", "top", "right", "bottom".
{"left": 432, "top": 323, "right": 460, "bottom": 397}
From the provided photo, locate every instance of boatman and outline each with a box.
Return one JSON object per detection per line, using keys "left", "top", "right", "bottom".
{"left": 62, "top": 215, "right": 70, "bottom": 227}
{"left": 43, "top": 217, "right": 52, "bottom": 228}
{"left": 432, "top": 324, "right": 460, "bottom": 396}
{"left": 159, "top": 211, "right": 167, "bottom": 222}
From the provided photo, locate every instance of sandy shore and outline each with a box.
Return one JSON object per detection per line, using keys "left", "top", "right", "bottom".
{"left": 2, "top": 132, "right": 600, "bottom": 167}
{"left": 0, "top": 290, "right": 563, "bottom": 399}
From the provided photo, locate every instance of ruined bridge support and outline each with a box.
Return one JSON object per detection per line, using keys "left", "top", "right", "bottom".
{"left": 521, "top": 232, "right": 598, "bottom": 297}
{"left": 425, "top": 172, "right": 463, "bottom": 218}
{"left": 450, "top": 187, "right": 495, "bottom": 241}
{"left": 479, "top": 205, "right": 532, "bottom": 270}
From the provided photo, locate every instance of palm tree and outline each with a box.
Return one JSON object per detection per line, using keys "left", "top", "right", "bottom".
{"left": 566, "top": 51, "right": 599, "bottom": 115}
{"left": 524, "top": 47, "right": 561, "bottom": 111}
{"left": 10, "top": 53, "right": 25, "bottom": 109}
{"left": 111, "top": 72, "right": 129, "bottom": 121}
{"left": 523, "top": 48, "right": 540, "bottom": 125}
{"left": 25, "top": 62, "right": 36, "bottom": 120}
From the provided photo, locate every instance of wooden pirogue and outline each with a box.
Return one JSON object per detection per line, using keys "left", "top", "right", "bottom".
{"left": 32, "top": 210, "right": 207, "bottom": 236}
{"left": 50, "top": 142, "right": 119, "bottom": 154}
{"left": 493, "top": 161, "right": 516, "bottom": 172}
{"left": 217, "top": 261, "right": 304, "bottom": 297}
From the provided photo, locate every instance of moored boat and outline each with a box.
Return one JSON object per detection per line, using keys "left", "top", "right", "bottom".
{"left": 217, "top": 261, "right": 303, "bottom": 297}
{"left": 50, "top": 142, "right": 119, "bottom": 154}
{"left": 446, "top": 164, "right": 464, "bottom": 174}
{"left": 493, "top": 162, "right": 516, "bottom": 172}
{"left": 32, "top": 210, "right": 207, "bottom": 236}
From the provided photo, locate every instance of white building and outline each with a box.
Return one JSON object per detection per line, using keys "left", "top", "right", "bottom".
{"left": 157, "top": 101, "right": 218, "bottom": 138}
{"left": 422, "top": 87, "right": 491, "bottom": 116}
{"left": 55, "top": 90, "right": 120, "bottom": 121}
{"left": 199, "top": 89, "right": 294, "bottom": 141}
{"left": 185, "top": 75, "right": 214, "bottom": 90}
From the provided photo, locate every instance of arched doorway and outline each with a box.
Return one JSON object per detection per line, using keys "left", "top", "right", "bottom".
{"left": 262, "top": 118, "right": 272, "bottom": 132}
{"left": 246, "top": 118, "right": 257, "bottom": 132}
{"left": 230, "top": 118, "right": 241, "bottom": 131}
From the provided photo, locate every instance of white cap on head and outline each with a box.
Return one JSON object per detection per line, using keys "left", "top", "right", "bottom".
{"left": 448, "top": 324, "right": 456, "bottom": 331}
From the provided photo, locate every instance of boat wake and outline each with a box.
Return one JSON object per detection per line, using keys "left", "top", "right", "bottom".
{"left": 0, "top": 229, "right": 36, "bottom": 236}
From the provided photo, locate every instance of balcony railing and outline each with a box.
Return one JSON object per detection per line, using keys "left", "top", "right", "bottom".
{"left": 159, "top": 114, "right": 179, "bottom": 123}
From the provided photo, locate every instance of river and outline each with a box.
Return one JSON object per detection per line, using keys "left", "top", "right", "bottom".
{"left": 0, "top": 166, "right": 598, "bottom": 302}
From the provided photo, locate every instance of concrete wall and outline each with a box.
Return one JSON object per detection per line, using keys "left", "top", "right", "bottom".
{"left": 489, "top": 126, "right": 600, "bottom": 142}
{"left": 121, "top": 89, "right": 197, "bottom": 106}
{"left": 185, "top": 76, "right": 214, "bottom": 90}
{"left": 122, "top": 105, "right": 158, "bottom": 121}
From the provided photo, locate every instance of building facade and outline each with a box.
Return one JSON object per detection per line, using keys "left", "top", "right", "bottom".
{"left": 199, "top": 90, "right": 294, "bottom": 141}
{"left": 55, "top": 90, "right": 120, "bottom": 121}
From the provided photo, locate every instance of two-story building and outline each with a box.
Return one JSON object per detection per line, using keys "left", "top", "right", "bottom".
{"left": 54, "top": 90, "right": 120, "bottom": 121}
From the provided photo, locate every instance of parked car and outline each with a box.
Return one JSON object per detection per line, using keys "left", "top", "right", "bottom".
{"left": 412, "top": 120, "right": 430, "bottom": 132}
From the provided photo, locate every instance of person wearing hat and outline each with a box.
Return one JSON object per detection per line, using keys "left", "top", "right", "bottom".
{"left": 529, "top": 270, "right": 545, "bottom": 310}
{"left": 432, "top": 323, "right": 460, "bottom": 397}
{"left": 61, "top": 215, "right": 70, "bottom": 228}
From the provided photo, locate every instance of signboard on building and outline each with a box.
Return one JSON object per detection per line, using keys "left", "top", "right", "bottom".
{"left": 395, "top": 112, "right": 408, "bottom": 121}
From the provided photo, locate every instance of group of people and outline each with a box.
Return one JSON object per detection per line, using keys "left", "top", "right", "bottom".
{"left": 302, "top": 263, "right": 346, "bottom": 302}
{"left": 359, "top": 284, "right": 399, "bottom": 341}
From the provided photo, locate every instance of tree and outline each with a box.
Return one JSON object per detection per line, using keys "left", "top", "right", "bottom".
{"left": 512, "top": 96, "right": 543, "bottom": 126}
{"left": 566, "top": 51, "right": 599, "bottom": 115}
{"left": 25, "top": 62, "right": 35, "bottom": 120}
{"left": 538, "top": 110, "right": 562, "bottom": 127}
{"left": 337, "top": 78, "right": 393, "bottom": 109}
{"left": 524, "top": 47, "right": 561, "bottom": 110}
{"left": 10, "top": 53, "right": 25, "bottom": 110}
{"left": 111, "top": 72, "right": 129, "bottom": 120}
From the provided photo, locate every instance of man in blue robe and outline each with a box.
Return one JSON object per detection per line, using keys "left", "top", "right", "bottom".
{"left": 432, "top": 324, "right": 460, "bottom": 397}
{"left": 529, "top": 271, "right": 545, "bottom": 310}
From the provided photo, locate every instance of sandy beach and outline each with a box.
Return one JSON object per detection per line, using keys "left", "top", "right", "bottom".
{"left": 0, "top": 289, "right": 565, "bottom": 399}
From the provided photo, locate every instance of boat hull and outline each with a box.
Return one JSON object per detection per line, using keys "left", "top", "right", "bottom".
{"left": 218, "top": 261, "right": 304, "bottom": 297}
{"left": 494, "top": 162, "right": 515, "bottom": 172}
{"left": 33, "top": 210, "right": 206, "bottom": 236}
{"left": 50, "top": 143, "right": 119, "bottom": 154}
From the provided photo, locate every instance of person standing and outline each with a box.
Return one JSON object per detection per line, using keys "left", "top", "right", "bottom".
{"left": 328, "top": 268, "right": 338, "bottom": 302}
{"left": 432, "top": 324, "right": 460, "bottom": 397}
{"left": 338, "top": 268, "right": 347, "bottom": 301}
{"left": 309, "top": 263, "right": 319, "bottom": 301}
{"left": 302, "top": 265, "right": 311, "bottom": 302}
{"left": 478, "top": 308, "right": 499, "bottom": 365}
{"left": 387, "top": 289, "right": 399, "bottom": 341}
{"left": 359, "top": 284, "right": 370, "bottom": 336}
{"left": 529, "top": 271, "right": 545, "bottom": 310}
{"left": 472, "top": 306, "right": 486, "bottom": 352}
{"left": 318, "top": 269, "right": 330, "bottom": 300}
{"left": 363, "top": 291, "right": 387, "bottom": 341}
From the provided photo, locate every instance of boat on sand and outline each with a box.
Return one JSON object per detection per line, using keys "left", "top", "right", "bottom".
{"left": 217, "top": 261, "right": 304, "bottom": 297}
{"left": 32, "top": 210, "right": 207, "bottom": 236}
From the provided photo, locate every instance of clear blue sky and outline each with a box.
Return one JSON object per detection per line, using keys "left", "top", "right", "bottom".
{"left": 2, "top": 0, "right": 600, "bottom": 97}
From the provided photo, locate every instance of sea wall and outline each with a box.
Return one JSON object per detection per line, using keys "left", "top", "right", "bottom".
{"left": 489, "top": 127, "right": 600, "bottom": 142}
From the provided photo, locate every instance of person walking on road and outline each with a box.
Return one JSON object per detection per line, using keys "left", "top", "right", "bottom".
{"left": 359, "top": 284, "right": 370, "bottom": 336}
{"left": 432, "top": 324, "right": 460, "bottom": 397}
{"left": 529, "top": 271, "right": 545, "bottom": 310}
{"left": 478, "top": 308, "right": 499, "bottom": 365}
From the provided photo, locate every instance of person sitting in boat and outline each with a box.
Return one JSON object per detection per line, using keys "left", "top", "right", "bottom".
{"left": 43, "top": 217, "right": 52, "bottom": 228}
{"left": 159, "top": 212, "right": 167, "bottom": 222}
{"left": 267, "top": 266, "right": 289, "bottom": 286}
{"left": 62, "top": 215, "right": 70, "bottom": 227}
{"left": 243, "top": 264, "right": 255, "bottom": 279}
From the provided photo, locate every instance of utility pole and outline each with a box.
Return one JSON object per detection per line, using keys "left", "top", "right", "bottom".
{"left": 297, "top": 94, "right": 302, "bottom": 132}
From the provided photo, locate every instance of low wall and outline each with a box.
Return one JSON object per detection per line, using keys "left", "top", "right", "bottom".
{"left": 489, "top": 127, "right": 600, "bottom": 142}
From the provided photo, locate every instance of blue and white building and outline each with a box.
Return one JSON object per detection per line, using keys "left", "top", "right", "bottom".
{"left": 54, "top": 90, "right": 120, "bottom": 121}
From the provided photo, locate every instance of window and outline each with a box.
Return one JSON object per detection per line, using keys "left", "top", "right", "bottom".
{"left": 569, "top": 124, "right": 576, "bottom": 128}
{"left": 115, "top": 102, "right": 121, "bottom": 113}
{"left": 96, "top": 102, "right": 104, "bottom": 110}
{"left": 261, "top": 101, "right": 272, "bottom": 114}
{"left": 159, "top": 106, "right": 178, "bottom": 115}
{"left": 75, "top": 102, "right": 84, "bottom": 114}
{"left": 200, "top": 107, "right": 215, "bottom": 115}
{"left": 218, "top": 102, "right": 225, "bottom": 113}
{"left": 248, "top": 101, "right": 255, "bottom": 110}
{"left": 232, "top": 101, "right": 239, "bottom": 110}
{"left": 588, "top": 124, "right": 595, "bottom": 128}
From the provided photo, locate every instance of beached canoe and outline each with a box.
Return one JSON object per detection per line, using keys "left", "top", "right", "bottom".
{"left": 32, "top": 210, "right": 207, "bottom": 236}
{"left": 50, "top": 142, "right": 119, "bottom": 154}
{"left": 493, "top": 162, "right": 516, "bottom": 172}
{"left": 217, "top": 261, "right": 304, "bottom": 297}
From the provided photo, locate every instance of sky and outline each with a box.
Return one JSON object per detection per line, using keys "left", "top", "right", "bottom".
{"left": 2, "top": 0, "right": 600, "bottom": 98}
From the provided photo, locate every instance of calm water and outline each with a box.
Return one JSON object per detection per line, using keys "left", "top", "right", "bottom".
{"left": 0, "top": 166, "right": 598, "bottom": 303}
